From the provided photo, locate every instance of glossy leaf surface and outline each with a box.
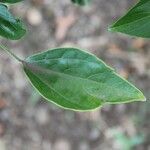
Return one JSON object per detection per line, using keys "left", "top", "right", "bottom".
{"left": 71, "top": 0, "right": 90, "bottom": 5}
{"left": 0, "top": 4, "right": 26, "bottom": 40}
{"left": 23, "top": 48, "right": 145, "bottom": 111}
{"left": 109, "top": 0, "right": 150, "bottom": 38}
{"left": 0, "top": 0, "right": 22, "bottom": 3}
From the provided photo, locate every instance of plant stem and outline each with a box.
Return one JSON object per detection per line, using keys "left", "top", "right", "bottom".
{"left": 0, "top": 44, "right": 23, "bottom": 62}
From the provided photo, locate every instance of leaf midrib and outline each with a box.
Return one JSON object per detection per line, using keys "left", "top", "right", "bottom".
{"left": 111, "top": 13, "right": 150, "bottom": 30}
{"left": 24, "top": 61, "right": 112, "bottom": 86}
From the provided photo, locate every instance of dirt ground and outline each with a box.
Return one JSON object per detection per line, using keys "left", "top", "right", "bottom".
{"left": 0, "top": 0, "right": 150, "bottom": 150}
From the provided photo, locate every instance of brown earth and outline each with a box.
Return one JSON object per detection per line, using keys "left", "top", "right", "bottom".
{"left": 0, "top": 0, "right": 149, "bottom": 150}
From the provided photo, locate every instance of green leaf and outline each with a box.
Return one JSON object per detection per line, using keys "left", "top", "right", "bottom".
{"left": 0, "top": 4, "right": 26, "bottom": 40}
{"left": 71, "top": 0, "right": 90, "bottom": 5}
{"left": 0, "top": 0, "right": 22, "bottom": 3}
{"left": 23, "top": 48, "right": 145, "bottom": 111}
{"left": 109, "top": 0, "right": 150, "bottom": 38}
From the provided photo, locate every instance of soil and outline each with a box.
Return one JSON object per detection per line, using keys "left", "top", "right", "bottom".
{"left": 0, "top": 0, "right": 149, "bottom": 150}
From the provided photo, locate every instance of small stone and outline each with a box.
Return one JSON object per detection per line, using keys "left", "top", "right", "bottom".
{"left": 89, "top": 128, "right": 100, "bottom": 141}
{"left": 0, "top": 140, "right": 6, "bottom": 150}
{"left": 26, "top": 8, "right": 43, "bottom": 26}
{"left": 42, "top": 141, "right": 52, "bottom": 150}
{"left": 53, "top": 139, "right": 71, "bottom": 150}
{"left": 79, "top": 142, "right": 90, "bottom": 150}
{"left": 35, "top": 107, "right": 49, "bottom": 125}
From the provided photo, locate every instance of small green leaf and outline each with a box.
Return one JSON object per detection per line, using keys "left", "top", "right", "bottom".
{"left": 71, "top": 0, "right": 90, "bottom": 5}
{"left": 0, "top": 0, "right": 22, "bottom": 3}
{"left": 23, "top": 48, "right": 145, "bottom": 111}
{"left": 0, "top": 4, "right": 26, "bottom": 40}
{"left": 109, "top": 0, "right": 150, "bottom": 38}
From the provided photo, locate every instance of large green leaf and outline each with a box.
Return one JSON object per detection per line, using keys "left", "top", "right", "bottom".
{"left": 23, "top": 48, "right": 145, "bottom": 111}
{"left": 0, "top": 0, "right": 22, "bottom": 3}
{"left": 71, "top": 0, "right": 90, "bottom": 5}
{"left": 109, "top": 0, "right": 150, "bottom": 38}
{"left": 0, "top": 4, "right": 26, "bottom": 40}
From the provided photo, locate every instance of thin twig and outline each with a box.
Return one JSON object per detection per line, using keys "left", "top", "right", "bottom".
{"left": 0, "top": 44, "right": 23, "bottom": 62}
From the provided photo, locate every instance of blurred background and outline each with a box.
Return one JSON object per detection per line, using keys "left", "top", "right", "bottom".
{"left": 0, "top": 0, "right": 150, "bottom": 149}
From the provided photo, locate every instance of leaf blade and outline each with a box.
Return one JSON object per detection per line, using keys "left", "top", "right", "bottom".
{"left": 109, "top": 0, "right": 150, "bottom": 38}
{"left": 0, "top": 0, "right": 22, "bottom": 3}
{"left": 0, "top": 4, "right": 26, "bottom": 40}
{"left": 23, "top": 48, "right": 145, "bottom": 111}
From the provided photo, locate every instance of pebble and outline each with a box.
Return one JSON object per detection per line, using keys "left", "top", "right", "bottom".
{"left": 35, "top": 107, "right": 49, "bottom": 125}
{"left": 79, "top": 142, "right": 90, "bottom": 150}
{"left": 26, "top": 8, "right": 43, "bottom": 26}
{"left": 53, "top": 139, "right": 71, "bottom": 150}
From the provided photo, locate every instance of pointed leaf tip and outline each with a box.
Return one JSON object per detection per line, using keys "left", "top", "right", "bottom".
{"left": 109, "top": 0, "right": 150, "bottom": 38}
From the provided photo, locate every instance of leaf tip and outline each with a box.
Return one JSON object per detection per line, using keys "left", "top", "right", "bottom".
{"left": 137, "top": 91, "right": 146, "bottom": 102}
{"left": 141, "top": 96, "right": 146, "bottom": 102}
